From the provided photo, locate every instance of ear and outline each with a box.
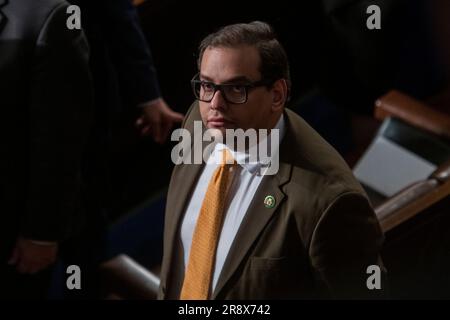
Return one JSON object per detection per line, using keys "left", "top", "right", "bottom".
{"left": 271, "top": 79, "right": 288, "bottom": 112}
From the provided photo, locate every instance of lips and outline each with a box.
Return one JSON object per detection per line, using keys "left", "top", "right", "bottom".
{"left": 207, "top": 117, "right": 230, "bottom": 128}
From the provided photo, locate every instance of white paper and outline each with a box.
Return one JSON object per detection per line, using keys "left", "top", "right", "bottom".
{"left": 353, "top": 135, "right": 437, "bottom": 197}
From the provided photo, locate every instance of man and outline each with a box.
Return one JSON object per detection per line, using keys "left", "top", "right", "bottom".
{"left": 0, "top": 0, "right": 92, "bottom": 298}
{"left": 159, "top": 21, "right": 385, "bottom": 299}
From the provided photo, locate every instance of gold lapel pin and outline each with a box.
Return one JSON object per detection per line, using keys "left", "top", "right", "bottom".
{"left": 264, "top": 195, "right": 276, "bottom": 208}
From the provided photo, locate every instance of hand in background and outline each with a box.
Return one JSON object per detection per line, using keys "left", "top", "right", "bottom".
{"left": 8, "top": 237, "right": 58, "bottom": 274}
{"left": 136, "top": 98, "right": 184, "bottom": 144}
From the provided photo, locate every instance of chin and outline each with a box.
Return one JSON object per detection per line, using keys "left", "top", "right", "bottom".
{"left": 205, "top": 126, "right": 225, "bottom": 138}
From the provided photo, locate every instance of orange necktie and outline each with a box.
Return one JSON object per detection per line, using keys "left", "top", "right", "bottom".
{"left": 180, "top": 149, "right": 237, "bottom": 300}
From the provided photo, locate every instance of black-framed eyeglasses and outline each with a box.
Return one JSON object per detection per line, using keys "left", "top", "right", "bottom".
{"left": 191, "top": 73, "right": 274, "bottom": 104}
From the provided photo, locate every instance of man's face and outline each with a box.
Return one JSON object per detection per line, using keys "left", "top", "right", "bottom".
{"left": 198, "top": 45, "right": 281, "bottom": 135}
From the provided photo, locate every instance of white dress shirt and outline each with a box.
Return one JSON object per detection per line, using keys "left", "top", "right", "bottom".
{"left": 180, "top": 115, "right": 286, "bottom": 292}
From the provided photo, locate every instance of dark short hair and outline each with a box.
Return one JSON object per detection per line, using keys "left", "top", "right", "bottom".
{"left": 197, "top": 21, "right": 291, "bottom": 97}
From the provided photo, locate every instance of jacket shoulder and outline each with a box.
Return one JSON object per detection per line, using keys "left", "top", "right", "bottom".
{"left": 283, "top": 108, "right": 366, "bottom": 197}
{"left": 281, "top": 109, "right": 372, "bottom": 241}
{"left": 2, "top": 0, "right": 71, "bottom": 40}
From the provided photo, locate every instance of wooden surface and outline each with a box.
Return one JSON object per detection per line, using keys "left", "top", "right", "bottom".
{"left": 100, "top": 254, "right": 160, "bottom": 299}
{"left": 379, "top": 179, "right": 450, "bottom": 232}
{"left": 133, "top": 0, "right": 146, "bottom": 6}
{"left": 375, "top": 90, "right": 450, "bottom": 139}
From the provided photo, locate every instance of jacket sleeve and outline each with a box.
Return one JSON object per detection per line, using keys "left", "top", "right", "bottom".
{"left": 22, "top": 2, "right": 93, "bottom": 241}
{"left": 309, "top": 191, "right": 387, "bottom": 299}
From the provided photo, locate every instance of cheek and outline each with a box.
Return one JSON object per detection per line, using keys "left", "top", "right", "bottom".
{"left": 248, "top": 102, "right": 272, "bottom": 128}
{"left": 234, "top": 105, "right": 261, "bottom": 128}
{"left": 199, "top": 102, "right": 209, "bottom": 124}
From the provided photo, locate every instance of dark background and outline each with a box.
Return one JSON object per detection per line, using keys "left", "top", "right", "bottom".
{"left": 108, "top": 0, "right": 448, "bottom": 220}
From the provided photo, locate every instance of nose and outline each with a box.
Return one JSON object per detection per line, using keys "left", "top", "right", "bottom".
{"left": 210, "top": 89, "right": 227, "bottom": 111}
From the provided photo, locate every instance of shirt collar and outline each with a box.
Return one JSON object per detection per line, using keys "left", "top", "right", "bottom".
{"left": 209, "top": 115, "right": 286, "bottom": 175}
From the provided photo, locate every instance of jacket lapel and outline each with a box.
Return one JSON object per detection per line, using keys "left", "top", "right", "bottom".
{"left": 161, "top": 160, "right": 203, "bottom": 295}
{"left": 212, "top": 165, "right": 291, "bottom": 298}
{"left": 161, "top": 102, "right": 212, "bottom": 296}
{"left": 0, "top": 0, "right": 8, "bottom": 35}
{"left": 163, "top": 161, "right": 203, "bottom": 266}
{"left": 166, "top": 102, "right": 217, "bottom": 245}
{"left": 212, "top": 130, "right": 293, "bottom": 299}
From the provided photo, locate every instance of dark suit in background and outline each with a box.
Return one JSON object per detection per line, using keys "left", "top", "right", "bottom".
{"left": 68, "top": 0, "right": 165, "bottom": 220}
{"left": 0, "top": 0, "right": 92, "bottom": 298}
{"left": 54, "top": 0, "right": 169, "bottom": 298}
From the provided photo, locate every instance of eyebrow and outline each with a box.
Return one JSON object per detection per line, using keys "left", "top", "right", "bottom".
{"left": 199, "top": 74, "right": 252, "bottom": 84}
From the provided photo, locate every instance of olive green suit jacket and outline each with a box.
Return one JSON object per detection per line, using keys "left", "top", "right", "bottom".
{"left": 159, "top": 102, "right": 385, "bottom": 299}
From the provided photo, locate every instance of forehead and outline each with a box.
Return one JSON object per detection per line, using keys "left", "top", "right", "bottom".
{"left": 200, "top": 45, "right": 261, "bottom": 82}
